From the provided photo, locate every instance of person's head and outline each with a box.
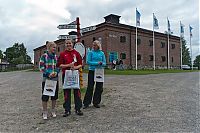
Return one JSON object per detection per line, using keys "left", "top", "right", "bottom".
{"left": 46, "top": 41, "right": 56, "bottom": 54}
{"left": 65, "top": 39, "right": 74, "bottom": 51}
{"left": 92, "top": 40, "right": 102, "bottom": 51}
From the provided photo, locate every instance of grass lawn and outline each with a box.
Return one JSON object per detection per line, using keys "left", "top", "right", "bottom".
{"left": 83, "top": 69, "right": 199, "bottom": 75}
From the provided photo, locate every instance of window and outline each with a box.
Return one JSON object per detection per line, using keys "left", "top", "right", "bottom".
{"left": 137, "top": 54, "right": 141, "bottom": 60}
{"left": 57, "top": 47, "right": 60, "bottom": 52}
{"left": 161, "top": 42, "right": 165, "bottom": 48}
{"left": 82, "top": 40, "right": 85, "bottom": 44}
{"left": 149, "top": 55, "right": 153, "bottom": 61}
{"left": 161, "top": 56, "right": 166, "bottom": 62}
{"left": 137, "top": 38, "right": 141, "bottom": 45}
{"left": 120, "top": 53, "right": 126, "bottom": 59}
{"left": 120, "top": 36, "right": 126, "bottom": 43}
{"left": 171, "top": 44, "right": 175, "bottom": 49}
{"left": 149, "top": 40, "right": 153, "bottom": 46}
{"left": 93, "top": 37, "right": 96, "bottom": 41}
{"left": 171, "top": 57, "right": 174, "bottom": 62}
{"left": 35, "top": 62, "right": 38, "bottom": 65}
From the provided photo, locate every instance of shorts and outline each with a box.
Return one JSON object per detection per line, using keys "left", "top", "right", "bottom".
{"left": 41, "top": 81, "right": 59, "bottom": 102}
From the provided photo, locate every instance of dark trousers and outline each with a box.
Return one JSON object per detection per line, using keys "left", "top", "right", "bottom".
{"left": 83, "top": 70, "right": 103, "bottom": 106}
{"left": 62, "top": 74, "right": 82, "bottom": 112}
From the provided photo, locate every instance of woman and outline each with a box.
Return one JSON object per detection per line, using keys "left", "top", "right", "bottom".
{"left": 83, "top": 40, "right": 106, "bottom": 108}
{"left": 58, "top": 39, "right": 83, "bottom": 117}
{"left": 39, "top": 41, "right": 60, "bottom": 120}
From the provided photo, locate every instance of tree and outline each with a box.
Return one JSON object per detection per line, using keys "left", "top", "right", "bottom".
{"left": 193, "top": 55, "right": 200, "bottom": 69}
{"left": 182, "top": 39, "right": 191, "bottom": 66}
{"left": 0, "top": 50, "right": 3, "bottom": 59}
{"left": 4, "top": 43, "right": 32, "bottom": 65}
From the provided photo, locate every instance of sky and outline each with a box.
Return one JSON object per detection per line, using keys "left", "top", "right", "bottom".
{"left": 0, "top": 0, "right": 199, "bottom": 62}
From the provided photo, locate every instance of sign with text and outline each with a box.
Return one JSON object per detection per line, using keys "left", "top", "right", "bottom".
{"left": 58, "top": 35, "right": 77, "bottom": 40}
{"left": 57, "top": 24, "right": 77, "bottom": 29}
{"left": 80, "top": 26, "right": 96, "bottom": 34}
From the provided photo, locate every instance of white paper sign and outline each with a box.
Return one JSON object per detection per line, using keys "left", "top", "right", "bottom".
{"left": 63, "top": 70, "right": 80, "bottom": 89}
{"left": 43, "top": 79, "right": 57, "bottom": 96}
{"left": 94, "top": 68, "right": 104, "bottom": 82}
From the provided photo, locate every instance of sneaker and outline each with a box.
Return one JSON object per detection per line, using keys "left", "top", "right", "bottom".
{"left": 42, "top": 112, "right": 48, "bottom": 120}
{"left": 93, "top": 104, "right": 100, "bottom": 108}
{"left": 63, "top": 111, "right": 71, "bottom": 117}
{"left": 75, "top": 110, "right": 83, "bottom": 116}
{"left": 83, "top": 105, "right": 89, "bottom": 109}
{"left": 52, "top": 112, "right": 56, "bottom": 118}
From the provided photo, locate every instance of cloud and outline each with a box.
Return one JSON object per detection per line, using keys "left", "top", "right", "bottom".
{"left": 0, "top": 0, "right": 199, "bottom": 62}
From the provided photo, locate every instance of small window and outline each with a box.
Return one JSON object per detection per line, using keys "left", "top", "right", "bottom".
{"left": 35, "top": 62, "right": 38, "bottom": 65}
{"left": 161, "top": 56, "right": 166, "bottom": 62}
{"left": 137, "top": 38, "right": 141, "bottom": 45}
{"left": 171, "top": 44, "right": 175, "bottom": 49}
{"left": 57, "top": 47, "right": 60, "bottom": 52}
{"left": 93, "top": 37, "right": 96, "bottom": 41}
{"left": 161, "top": 42, "right": 165, "bottom": 48}
{"left": 82, "top": 40, "right": 85, "bottom": 44}
{"left": 120, "top": 36, "right": 126, "bottom": 43}
{"left": 149, "top": 40, "right": 153, "bottom": 46}
{"left": 171, "top": 57, "right": 174, "bottom": 62}
{"left": 120, "top": 53, "right": 126, "bottom": 59}
{"left": 137, "top": 54, "right": 141, "bottom": 60}
{"left": 149, "top": 55, "right": 153, "bottom": 61}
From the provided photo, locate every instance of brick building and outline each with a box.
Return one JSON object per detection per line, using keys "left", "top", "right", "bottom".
{"left": 34, "top": 14, "right": 181, "bottom": 69}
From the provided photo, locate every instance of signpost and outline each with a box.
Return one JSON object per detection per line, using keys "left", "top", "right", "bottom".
{"left": 57, "top": 24, "right": 77, "bottom": 29}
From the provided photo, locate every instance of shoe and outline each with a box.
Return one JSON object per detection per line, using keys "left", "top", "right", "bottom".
{"left": 93, "top": 104, "right": 100, "bottom": 108}
{"left": 63, "top": 111, "right": 71, "bottom": 117}
{"left": 42, "top": 112, "right": 48, "bottom": 120}
{"left": 75, "top": 110, "right": 83, "bottom": 116}
{"left": 83, "top": 105, "right": 89, "bottom": 109}
{"left": 52, "top": 112, "right": 56, "bottom": 118}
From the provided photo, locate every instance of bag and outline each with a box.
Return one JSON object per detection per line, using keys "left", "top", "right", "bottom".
{"left": 43, "top": 79, "right": 57, "bottom": 96}
{"left": 94, "top": 68, "right": 104, "bottom": 82}
{"left": 63, "top": 70, "right": 80, "bottom": 89}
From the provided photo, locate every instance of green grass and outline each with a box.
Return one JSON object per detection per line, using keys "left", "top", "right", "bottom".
{"left": 83, "top": 69, "right": 199, "bottom": 75}
{"left": 57, "top": 88, "right": 86, "bottom": 106}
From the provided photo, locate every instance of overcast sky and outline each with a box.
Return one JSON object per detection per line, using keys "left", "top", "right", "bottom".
{"left": 0, "top": 0, "right": 199, "bottom": 61}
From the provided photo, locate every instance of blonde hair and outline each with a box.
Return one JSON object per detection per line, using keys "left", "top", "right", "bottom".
{"left": 46, "top": 41, "right": 56, "bottom": 51}
{"left": 65, "top": 38, "right": 73, "bottom": 43}
{"left": 93, "top": 40, "right": 102, "bottom": 50}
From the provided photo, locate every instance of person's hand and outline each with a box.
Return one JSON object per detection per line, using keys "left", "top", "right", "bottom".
{"left": 98, "top": 62, "right": 102, "bottom": 65}
{"left": 71, "top": 66, "right": 78, "bottom": 70}
{"left": 49, "top": 72, "right": 57, "bottom": 78}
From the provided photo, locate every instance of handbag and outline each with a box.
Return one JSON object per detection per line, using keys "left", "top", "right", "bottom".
{"left": 63, "top": 70, "right": 80, "bottom": 89}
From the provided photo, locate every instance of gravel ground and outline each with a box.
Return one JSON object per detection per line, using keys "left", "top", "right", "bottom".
{"left": 0, "top": 71, "right": 199, "bottom": 133}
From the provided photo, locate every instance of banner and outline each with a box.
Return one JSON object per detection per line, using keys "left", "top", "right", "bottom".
{"left": 63, "top": 70, "right": 80, "bottom": 89}
{"left": 43, "top": 79, "right": 57, "bottom": 96}
{"left": 94, "top": 68, "right": 104, "bottom": 82}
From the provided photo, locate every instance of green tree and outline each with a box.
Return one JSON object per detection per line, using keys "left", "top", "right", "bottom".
{"left": 4, "top": 43, "right": 32, "bottom": 65}
{"left": 0, "top": 50, "right": 3, "bottom": 59}
{"left": 193, "top": 55, "right": 200, "bottom": 69}
{"left": 182, "top": 39, "right": 191, "bottom": 66}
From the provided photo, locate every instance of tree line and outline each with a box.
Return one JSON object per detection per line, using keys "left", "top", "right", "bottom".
{"left": 0, "top": 43, "right": 32, "bottom": 65}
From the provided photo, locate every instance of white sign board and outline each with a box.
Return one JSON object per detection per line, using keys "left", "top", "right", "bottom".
{"left": 74, "top": 42, "right": 85, "bottom": 59}
{"left": 80, "top": 26, "right": 96, "bottom": 34}
{"left": 58, "top": 35, "right": 77, "bottom": 40}
{"left": 57, "top": 24, "right": 77, "bottom": 29}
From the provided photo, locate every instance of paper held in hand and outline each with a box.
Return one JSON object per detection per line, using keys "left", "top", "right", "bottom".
{"left": 43, "top": 79, "right": 57, "bottom": 96}
{"left": 94, "top": 68, "right": 104, "bottom": 82}
{"left": 63, "top": 70, "right": 80, "bottom": 89}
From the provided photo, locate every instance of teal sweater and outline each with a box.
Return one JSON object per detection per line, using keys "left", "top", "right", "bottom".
{"left": 87, "top": 50, "right": 106, "bottom": 71}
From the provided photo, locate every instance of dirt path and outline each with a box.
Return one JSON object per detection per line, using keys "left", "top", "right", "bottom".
{"left": 0, "top": 71, "right": 199, "bottom": 133}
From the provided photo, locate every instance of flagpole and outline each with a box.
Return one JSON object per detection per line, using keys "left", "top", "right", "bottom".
{"left": 190, "top": 31, "right": 193, "bottom": 70}
{"left": 153, "top": 13, "right": 155, "bottom": 70}
{"left": 167, "top": 18, "right": 170, "bottom": 69}
{"left": 136, "top": 24, "right": 138, "bottom": 70}
{"left": 180, "top": 21, "right": 182, "bottom": 69}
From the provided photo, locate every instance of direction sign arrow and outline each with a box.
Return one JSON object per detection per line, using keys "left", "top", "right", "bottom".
{"left": 58, "top": 35, "right": 77, "bottom": 40}
{"left": 80, "top": 26, "right": 96, "bottom": 33}
{"left": 57, "top": 24, "right": 77, "bottom": 29}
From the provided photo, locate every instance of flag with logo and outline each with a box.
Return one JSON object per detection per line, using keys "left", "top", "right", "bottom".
{"left": 180, "top": 21, "right": 184, "bottom": 37}
{"left": 153, "top": 13, "right": 159, "bottom": 29}
{"left": 136, "top": 8, "right": 141, "bottom": 26}
{"left": 189, "top": 25, "right": 193, "bottom": 37}
{"left": 167, "top": 17, "right": 171, "bottom": 33}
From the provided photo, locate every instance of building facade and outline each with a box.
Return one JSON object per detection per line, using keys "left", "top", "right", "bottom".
{"left": 34, "top": 14, "right": 181, "bottom": 69}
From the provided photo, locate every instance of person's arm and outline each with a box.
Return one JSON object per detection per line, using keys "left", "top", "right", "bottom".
{"left": 57, "top": 53, "right": 74, "bottom": 68}
{"left": 39, "top": 55, "right": 50, "bottom": 77}
{"left": 73, "top": 52, "right": 82, "bottom": 70}
{"left": 87, "top": 51, "right": 99, "bottom": 65}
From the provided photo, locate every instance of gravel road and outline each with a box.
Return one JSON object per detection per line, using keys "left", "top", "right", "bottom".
{"left": 0, "top": 71, "right": 199, "bottom": 133}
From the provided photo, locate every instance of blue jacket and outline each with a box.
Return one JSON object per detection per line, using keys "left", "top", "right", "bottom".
{"left": 87, "top": 50, "right": 106, "bottom": 71}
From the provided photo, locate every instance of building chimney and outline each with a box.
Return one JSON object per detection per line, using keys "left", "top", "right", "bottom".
{"left": 104, "top": 14, "right": 121, "bottom": 24}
